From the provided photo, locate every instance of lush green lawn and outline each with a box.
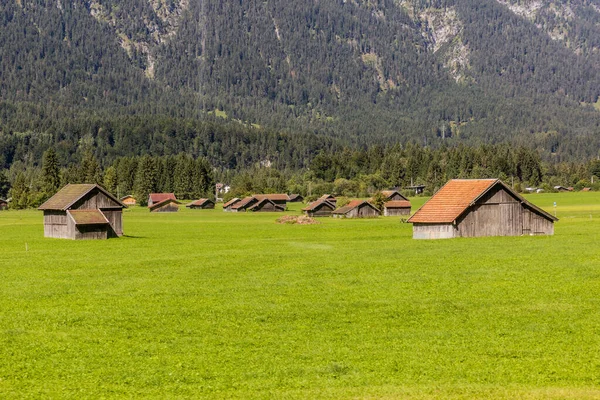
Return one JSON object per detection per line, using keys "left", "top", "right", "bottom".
{"left": 1, "top": 193, "right": 600, "bottom": 399}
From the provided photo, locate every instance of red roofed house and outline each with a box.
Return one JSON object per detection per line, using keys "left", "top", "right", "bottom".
{"left": 38, "top": 184, "right": 125, "bottom": 240}
{"left": 302, "top": 199, "right": 336, "bottom": 217}
{"left": 148, "top": 193, "right": 179, "bottom": 212}
{"left": 186, "top": 198, "right": 215, "bottom": 209}
{"left": 380, "top": 190, "right": 411, "bottom": 216}
{"left": 223, "top": 198, "right": 241, "bottom": 212}
{"left": 332, "top": 200, "right": 380, "bottom": 218}
{"left": 408, "top": 179, "right": 557, "bottom": 239}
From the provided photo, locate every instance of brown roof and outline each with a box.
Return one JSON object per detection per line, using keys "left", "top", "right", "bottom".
{"left": 288, "top": 194, "right": 303, "bottom": 200}
{"left": 39, "top": 184, "right": 124, "bottom": 210}
{"left": 302, "top": 199, "right": 335, "bottom": 211}
{"left": 68, "top": 209, "right": 109, "bottom": 225}
{"left": 252, "top": 194, "right": 290, "bottom": 201}
{"left": 186, "top": 198, "right": 213, "bottom": 207}
{"left": 384, "top": 200, "right": 412, "bottom": 208}
{"left": 223, "top": 198, "right": 241, "bottom": 208}
{"left": 149, "top": 198, "right": 179, "bottom": 211}
{"left": 247, "top": 198, "right": 285, "bottom": 211}
{"left": 149, "top": 193, "right": 176, "bottom": 203}
{"left": 231, "top": 196, "right": 257, "bottom": 210}
{"left": 333, "top": 200, "right": 380, "bottom": 214}
{"left": 319, "top": 194, "right": 336, "bottom": 200}
{"left": 408, "top": 179, "right": 558, "bottom": 224}
{"left": 380, "top": 190, "right": 408, "bottom": 200}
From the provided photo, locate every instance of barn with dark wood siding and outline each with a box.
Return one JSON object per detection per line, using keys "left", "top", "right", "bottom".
{"left": 38, "top": 184, "right": 125, "bottom": 240}
{"left": 379, "top": 190, "right": 411, "bottom": 216}
{"left": 148, "top": 193, "right": 179, "bottom": 212}
{"left": 408, "top": 179, "right": 558, "bottom": 239}
{"left": 223, "top": 198, "right": 241, "bottom": 212}
{"left": 288, "top": 194, "right": 304, "bottom": 203}
{"left": 247, "top": 198, "right": 285, "bottom": 212}
{"left": 230, "top": 196, "right": 259, "bottom": 212}
{"left": 319, "top": 194, "right": 337, "bottom": 206}
{"left": 302, "top": 199, "right": 335, "bottom": 217}
{"left": 186, "top": 198, "right": 215, "bottom": 209}
{"left": 252, "top": 194, "right": 289, "bottom": 207}
{"left": 332, "top": 200, "right": 380, "bottom": 218}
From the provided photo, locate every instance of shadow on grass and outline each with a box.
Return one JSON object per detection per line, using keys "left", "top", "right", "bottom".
{"left": 121, "top": 235, "right": 147, "bottom": 239}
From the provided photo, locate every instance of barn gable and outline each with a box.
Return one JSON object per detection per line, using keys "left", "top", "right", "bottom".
{"left": 332, "top": 200, "right": 380, "bottom": 218}
{"left": 302, "top": 199, "right": 335, "bottom": 217}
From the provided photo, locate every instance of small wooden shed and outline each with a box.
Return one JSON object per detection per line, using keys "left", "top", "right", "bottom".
{"left": 252, "top": 194, "right": 289, "bottom": 206}
{"left": 38, "top": 184, "right": 125, "bottom": 240}
{"left": 302, "top": 199, "right": 335, "bottom": 217}
{"left": 332, "top": 200, "right": 380, "bottom": 218}
{"left": 383, "top": 200, "right": 412, "bottom": 216}
{"left": 288, "top": 194, "right": 304, "bottom": 203}
{"left": 120, "top": 195, "right": 137, "bottom": 206}
{"left": 380, "top": 190, "right": 408, "bottom": 202}
{"left": 408, "top": 179, "right": 558, "bottom": 239}
{"left": 247, "top": 198, "right": 285, "bottom": 212}
{"left": 0, "top": 199, "right": 7, "bottom": 210}
{"left": 186, "top": 198, "right": 215, "bottom": 209}
{"left": 230, "top": 196, "right": 259, "bottom": 212}
{"left": 148, "top": 193, "right": 176, "bottom": 207}
{"left": 148, "top": 193, "right": 179, "bottom": 212}
{"left": 223, "top": 198, "right": 241, "bottom": 212}
{"left": 319, "top": 194, "right": 337, "bottom": 206}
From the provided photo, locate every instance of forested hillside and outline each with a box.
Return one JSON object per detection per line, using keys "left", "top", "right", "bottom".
{"left": 2, "top": 0, "right": 600, "bottom": 174}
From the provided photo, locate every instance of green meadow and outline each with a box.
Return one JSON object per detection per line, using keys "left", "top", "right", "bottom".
{"left": 1, "top": 193, "right": 600, "bottom": 399}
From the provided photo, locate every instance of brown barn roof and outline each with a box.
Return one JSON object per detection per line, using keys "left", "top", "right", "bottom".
{"left": 320, "top": 194, "right": 336, "bottom": 200}
{"left": 223, "top": 198, "right": 241, "bottom": 208}
{"left": 408, "top": 179, "right": 557, "bottom": 224}
{"left": 247, "top": 198, "right": 285, "bottom": 211}
{"left": 186, "top": 198, "right": 213, "bottom": 207}
{"left": 231, "top": 196, "right": 257, "bottom": 210}
{"left": 384, "top": 200, "right": 411, "bottom": 208}
{"left": 302, "top": 199, "right": 335, "bottom": 211}
{"left": 149, "top": 198, "right": 179, "bottom": 211}
{"left": 68, "top": 209, "right": 109, "bottom": 225}
{"left": 252, "top": 194, "right": 290, "bottom": 201}
{"left": 333, "top": 200, "right": 380, "bottom": 214}
{"left": 149, "top": 193, "right": 176, "bottom": 203}
{"left": 39, "top": 184, "right": 124, "bottom": 210}
{"left": 380, "top": 190, "right": 408, "bottom": 200}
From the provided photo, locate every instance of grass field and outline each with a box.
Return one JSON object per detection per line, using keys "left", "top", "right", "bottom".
{"left": 1, "top": 193, "right": 600, "bottom": 399}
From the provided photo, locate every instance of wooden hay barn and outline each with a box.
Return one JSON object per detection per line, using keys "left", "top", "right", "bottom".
{"left": 252, "top": 194, "right": 289, "bottom": 206}
{"left": 148, "top": 193, "right": 179, "bottom": 212}
{"left": 230, "top": 196, "right": 259, "bottom": 212}
{"left": 381, "top": 190, "right": 408, "bottom": 202}
{"left": 247, "top": 198, "right": 285, "bottom": 212}
{"left": 38, "top": 184, "right": 125, "bottom": 240}
{"left": 288, "top": 194, "right": 304, "bottom": 203}
{"left": 223, "top": 198, "right": 241, "bottom": 212}
{"left": 332, "top": 200, "right": 380, "bottom": 218}
{"left": 303, "top": 199, "right": 335, "bottom": 217}
{"left": 0, "top": 199, "right": 7, "bottom": 210}
{"left": 120, "top": 195, "right": 137, "bottom": 206}
{"left": 408, "top": 179, "right": 558, "bottom": 239}
{"left": 186, "top": 198, "right": 215, "bottom": 209}
{"left": 319, "top": 194, "right": 337, "bottom": 206}
{"left": 383, "top": 200, "right": 412, "bottom": 216}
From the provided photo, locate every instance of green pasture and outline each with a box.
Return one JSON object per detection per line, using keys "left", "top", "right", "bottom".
{"left": 1, "top": 193, "right": 600, "bottom": 399}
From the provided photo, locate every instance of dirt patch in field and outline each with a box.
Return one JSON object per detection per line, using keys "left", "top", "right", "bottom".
{"left": 276, "top": 215, "right": 320, "bottom": 225}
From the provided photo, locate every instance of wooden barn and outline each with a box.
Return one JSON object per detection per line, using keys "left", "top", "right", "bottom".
{"left": 38, "top": 184, "right": 125, "bottom": 240}
{"left": 288, "top": 194, "right": 304, "bottom": 203}
{"left": 148, "top": 193, "right": 179, "bottom": 212}
{"left": 332, "top": 200, "right": 380, "bottom": 218}
{"left": 408, "top": 179, "right": 558, "bottom": 239}
{"left": 380, "top": 190, "right": 408, "bottom": 202}
{"left": 120, "top": 195, "right": 137, "bottom": 206}
{"left": 148, "top": 193, "right": 176, "bottom": 207}
{"left": 383, "top": 200, "right": 412, "bottom": 216}
{"left": 230, "top": 196, "right": 259, "bottom": 212}
{"left": 0, "top": 199, "right": 7, "bottom": 210}
{"left": 319, "top": 194, "right": 337, "bottom": 206}
{"left": 186, "top": 198, "right": 215, "bottom": 209}
{"left": 223, "top": 198, "right": 241, "bottom": 212}
{"left": 252, "top": 194, "right": 289, "bottom": 207}
{"left": 247, "top": 198, "right": 285, "bottom": 212}
{"left": 302, "top": 199, "right": 335, "bottom": 217}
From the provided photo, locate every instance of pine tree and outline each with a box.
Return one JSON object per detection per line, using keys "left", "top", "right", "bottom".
{"left": 10, "top": 173, "right": 30, "bottom": 209}
{"left": 81, "top": 150, "right": 102, "bottom": 184}
{"left": 0, "top": 170, "right": 10, "bottom": 199}
{"left": 134, "top": 155, "right": 157, "bottom": 206}
{"left": 41, "top": 147, "right": 61, "bottom": 196}
{"left": 103, "top": 166, "right": 118, "bottom": 195}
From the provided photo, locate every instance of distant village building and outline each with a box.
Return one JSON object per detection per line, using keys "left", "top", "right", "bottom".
{"left": 302, "top": 199, "right": 335, "bottom": 217}
{"left": 288, "top": 194, "right": 304, "bottom": 203}
{"left": 406, "top": 185, "right": 426, "bottom": 195}
{"left": 223, "top": 198, "right": 241, "bottom": 212}
{"left": 38, "top": 184, "right": 125, "bottom": 240}
{"left": 408, "top": 179, "right": 557, "bottom": 239}
{"left": 148, "top": 193, "right": 179, "bottom": 212}
{"left": 247, "top": 198, "right": 285, "bottom": 212}
{"left": 120, "top": 195, "right": 137, "bottom": 206}
{"left": 0, "top": 199, "right": 7, "bottom": 210}
{"left": 186, "top": 198, "right": 215, "bottom": 209}
{"left": 332, "top": 200, "right": 380, "bottom": 218}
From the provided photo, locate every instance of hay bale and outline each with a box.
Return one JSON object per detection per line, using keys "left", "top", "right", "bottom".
{"left": 276, "top": 215, "right": 319, "bottom": 225}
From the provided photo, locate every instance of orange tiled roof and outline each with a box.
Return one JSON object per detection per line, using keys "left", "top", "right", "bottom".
{"left": 408, "top": 179, "right": 499, "bottom": 223}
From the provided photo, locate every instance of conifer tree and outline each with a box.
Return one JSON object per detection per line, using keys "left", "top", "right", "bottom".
{"left": 41, "top": 147, "right": 61, "bottom": 196}
{"left": 103, "top": 166, "right": 118, "bottom": 195}
{"left": 134, "top": 155, "right": 157, "bottom": 206}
